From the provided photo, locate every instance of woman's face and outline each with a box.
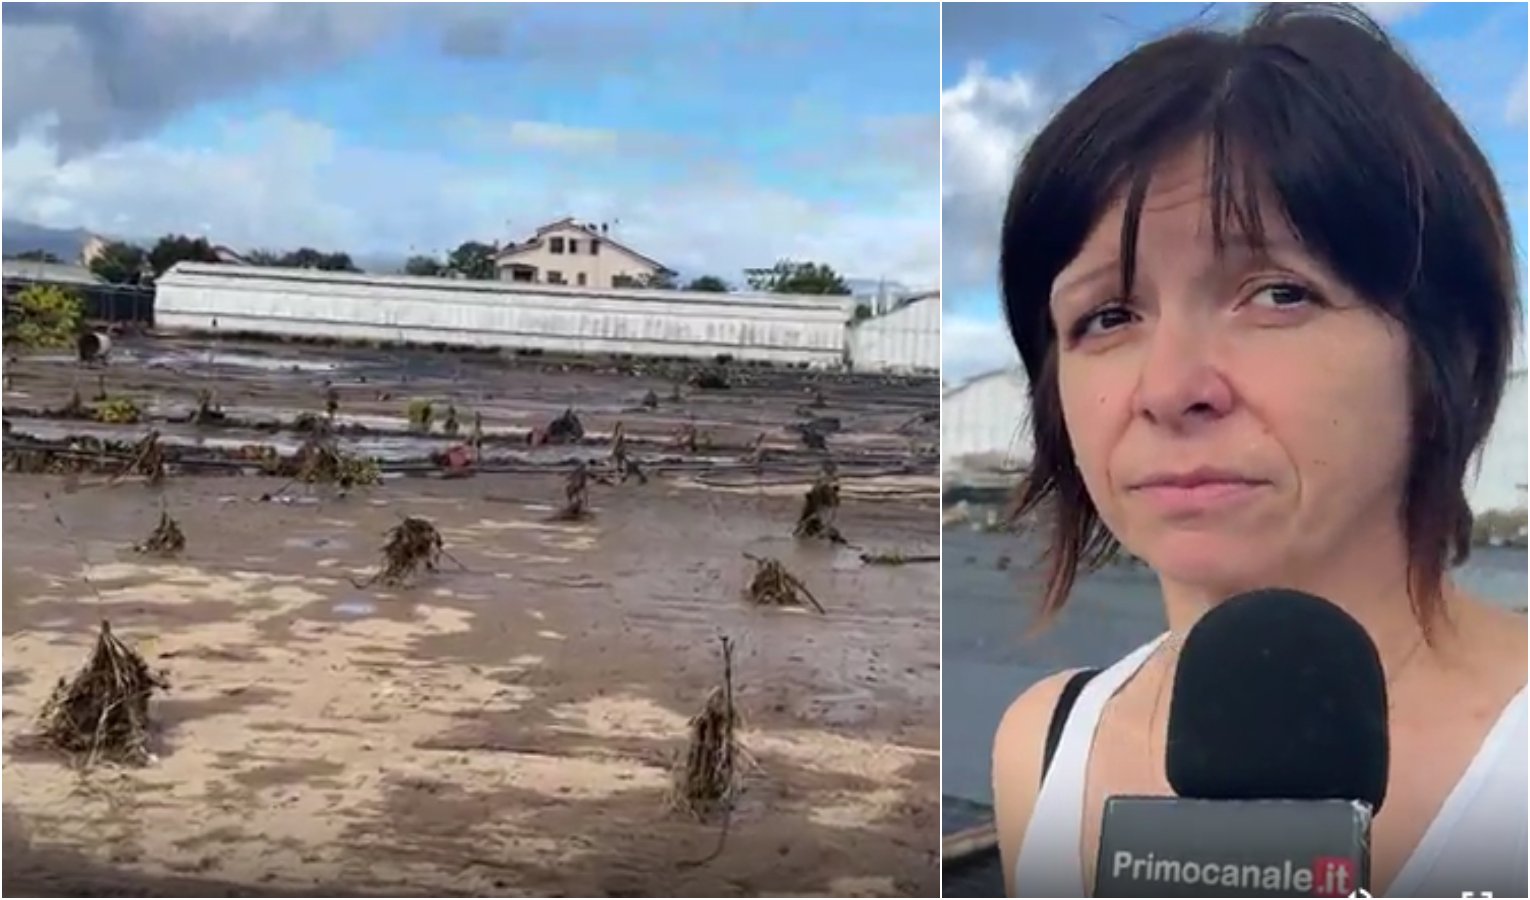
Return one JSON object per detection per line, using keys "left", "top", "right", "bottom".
{"left": 1049, "top": 145, "right": 1413, "bottom": 598}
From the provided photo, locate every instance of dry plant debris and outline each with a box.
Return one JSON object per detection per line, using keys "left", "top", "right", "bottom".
{"left": 37, "top": 621, "right": 169, "bottom": 767}
{"left": 743, "top": 554, "right": 825, "bottom": 614}
{"left": 673, "top": 636, "right": 740, "bottom": 818}
{"left": 288, "top": 433, "right": 381, "bottom": 488}
{"left": 793, "top": 465, "right": 844, "bottom": 544}
{"left": 134, "top": 511, "right": 185, "bottom": 557}
{"left": 354, "top": 516, "right": 447, "bottom": 588}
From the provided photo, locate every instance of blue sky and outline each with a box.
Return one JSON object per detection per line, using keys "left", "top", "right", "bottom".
{"left": 942, "top": 1, "right": 1530, "bottom": 381}
{"left": 4, "top": 3, "right": 938, "bottom": 287}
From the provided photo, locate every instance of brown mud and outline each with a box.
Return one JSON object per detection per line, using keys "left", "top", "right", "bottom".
{"left": 2, "top": 337, "right": 939, "bottom": 897}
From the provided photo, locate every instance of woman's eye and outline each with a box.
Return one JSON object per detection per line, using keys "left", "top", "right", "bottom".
{"left": 1248, "top": 282, "right": 1317, "bottom": 309}
{"left": 1070, "top": 303, "right": 1136, "bottom": 340}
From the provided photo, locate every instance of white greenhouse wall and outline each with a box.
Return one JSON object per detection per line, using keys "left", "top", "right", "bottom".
{"left": 1469, "top": 369, "right": 1528, "bottom": 513}
{"left": 847, "top": 293, "right": 940, "bottom": 373}
{"left": 942, "top": 368, "right": 1032, "bottom": 473}
{"left": 155, "top": 264, "right": 850, "bottom": 367}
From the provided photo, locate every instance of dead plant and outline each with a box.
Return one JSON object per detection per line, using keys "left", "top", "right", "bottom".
{"left": 353, "top": 516, "right": 447, "bottom": 588}
{"left": 134, "top": 511, "right": 185, "bottom": 557}
{"left": 742, "top": 554, "right": 825, "bottom": 613}
{"left": 37, "top": 621, "right": 169, "bottom": 767}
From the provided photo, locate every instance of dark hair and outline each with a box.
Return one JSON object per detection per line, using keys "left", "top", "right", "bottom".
{"left": 1001, "top": 3, "right": 1519, "bottom": 630}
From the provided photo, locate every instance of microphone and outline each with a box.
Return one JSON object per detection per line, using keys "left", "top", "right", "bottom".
{"left": 1095, "top": 588, "right": 1389, "bottom": 897}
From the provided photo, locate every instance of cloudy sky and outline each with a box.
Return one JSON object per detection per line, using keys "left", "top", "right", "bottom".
{"left": 942, "top": 1, "right": 1530, "bottom": 382}
{"left": 3, "top": 2, "right": 939, "bottom": 287}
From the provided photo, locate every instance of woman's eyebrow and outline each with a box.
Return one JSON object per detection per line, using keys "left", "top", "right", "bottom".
{"left": 1051, "top": 257, "right": 1120, "bottom": 306}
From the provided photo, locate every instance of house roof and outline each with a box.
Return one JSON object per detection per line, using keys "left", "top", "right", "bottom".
{"left": 495, "top": 217, "right": 675, "bottom": 275}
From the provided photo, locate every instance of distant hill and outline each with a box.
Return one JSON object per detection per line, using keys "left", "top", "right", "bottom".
{"left": 2, "top": 219, "right": 96, "bottom": 263}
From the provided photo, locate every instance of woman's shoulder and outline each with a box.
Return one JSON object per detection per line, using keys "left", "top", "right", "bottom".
{"left": 992, "top": 668, "right": 1095, "bottom": 897}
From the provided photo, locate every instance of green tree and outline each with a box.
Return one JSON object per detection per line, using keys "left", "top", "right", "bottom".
{"left": 404, "top": 255, "right": 445, "bottom": 277}
{"left": 744, "top": 260, "right": 851, "bottom": 295}
{"left": 148, "top": 234, "right": 220, "bottom": 277}
{"left": 279, "top": 247, "right": 328, "bottom": 269}
{"left": 6, "top": 284, "right": 84, "bottom": 348}
{"left": 448, "top": 241, "right": 498, "bottom": 280}
{"left": 318, "top": 251, "right": 358, "bottom": 272}
{"left": 245, "top": 249, "right": 283, "bottom": 267}
{"left": 614, "top": 271, "right": 677, "bottom": 290}
{"left": 12, "top": 249, "right": 61, "bottom": 263}
{"left": 89, "top": 241, "right": 148, "bottom": 284}
{"left": 686, "top": 275, "right": 730, "bottom": 292}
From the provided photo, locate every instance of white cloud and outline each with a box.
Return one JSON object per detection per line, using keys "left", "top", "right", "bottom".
{"left": 1356, "top": 2, "right": 1430, "bottom": 25}
{"left": 1507, "top": 67, "right": 1528, "bottom": 128}
{"left": 3, "top": 114, "right": 938, "bottom": 287}
{"left": 942, "top": 311, "right": 1020, "bottom": 385}
{"left": 941, "top": 63, "right": 1051, "bottom": 296}
{"left": 454, "top": 117, "right": 623, "bottom": 154}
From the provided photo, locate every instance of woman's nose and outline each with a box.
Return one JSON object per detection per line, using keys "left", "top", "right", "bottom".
{"left": 1130, "top": 319, "right": 1234, "bottom": 430}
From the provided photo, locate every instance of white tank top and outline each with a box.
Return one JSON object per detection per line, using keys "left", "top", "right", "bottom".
{"left": 1014, "top": 635, "right": 1529, "bottom": 898}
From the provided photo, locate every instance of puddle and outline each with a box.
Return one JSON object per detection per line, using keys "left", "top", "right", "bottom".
{"left": 332, "top": 599, "right": 377, "bottom": 617}
{"left": 283, "top": 536, "right": 347, "bottom": 551}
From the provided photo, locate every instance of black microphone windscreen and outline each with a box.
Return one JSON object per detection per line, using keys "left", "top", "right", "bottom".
{"left": 1166, "top": 588, "right": 1389, "bottom": 812}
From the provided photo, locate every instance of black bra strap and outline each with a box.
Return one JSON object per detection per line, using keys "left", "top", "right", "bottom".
{"left": 1041, "top": 668, "right": 1101, "bottom": 786}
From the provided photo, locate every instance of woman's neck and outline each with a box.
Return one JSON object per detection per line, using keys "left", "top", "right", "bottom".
{"left": 1155, "top": 525, "right": 1454, "bottom": 673}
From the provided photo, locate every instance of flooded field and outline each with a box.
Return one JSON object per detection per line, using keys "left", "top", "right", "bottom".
{"left": 1, "top": 337, "right": 940, "bottom": 897}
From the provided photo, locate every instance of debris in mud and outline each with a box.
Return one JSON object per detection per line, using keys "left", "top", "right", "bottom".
{"left": 996, "top": 554, "right": 1012, "bottom": 571}
{"left": 192, "top": 389, "right": 225, "bottom": 425}
{"left": 37, "top": 620, "right": 168, "bottom": 767}
{"left": 325, "top": 386, "right": 340, "bottom": 419}
{"left": 93, "top": 396, "right": 142, "bottom": 425}
{"left": 793, "top": 463, "right": 845, "bottom": 544}
{"left": 895, "top": 409, "right": 939, "bottom": 435}
{"left": 672, "top": 420, "right": 712, "bottom": 453}
{"left": 407, "top": 399, "right": 435, "bottom": 433}
{"left": 553, "top": 460, "right": 607, "bottom": 520}
{"left": 355, "top": 516, "right": 447, "bottom": 588}
{"left": 288, "top": 432, "right": 381, "bottom": 488}
{"left": 745, "top": 431, "right": 768, "bottom": 469}
{"left": 470, "top": 411, "right": 485, "bottom": 451}
{"left": 743, "top": 554, "right": 825, "bottom": 613}
{"left": 811, "top": 387, "right": 827, "bottom": 408}
{"left": 610, "top": 422, "right": 647, "bottom": 485}
{"left": 57, "top": 388, "right": 89, "bottom": 419}
{"left": 688, "top": 366, "right": 731, "bottom": 391}
{"left": 642, "top": 389, "right": 660, "bottom": 409}
{"left": 860, "top": 550, "right": 940, "bottom": 566}
{"left": 134, "top": 511, "right": 186, "bottom": 557}
{"left": 673, "top": 635, "right": 741, "bottom": 818}
{"left": 443, "top": 404, "right": 461, "bottom": 437}
{"left": 115, "top": 431, "right": 166, "bottom": 485}
{"left": 292, "top": 411, "right": 327, "bottom": 433}
{"left": 788, "top": 415, "right": 840, "bottom": 451}
{"left": 545, "top": 408, "right": 585, "bottom": 445}
{"left": 77, "top": 331, "right": 112, "bottom": 364}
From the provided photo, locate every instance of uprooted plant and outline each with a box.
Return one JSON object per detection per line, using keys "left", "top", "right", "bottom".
{"left": 793, "top": 464, "right": 844, "bottom": 544}
{"left": 37, "top": 620, "right": 169, "bottom": 767}
{"left": 742, "top": 553, "right": 825, "bottom": 613}
{"left": 672, "top": 636, "right": 746, "bottom": 869}
{"left": 352, "top": 515, "right": 457, "bottom": 588}
{"left": 134, "top": 511, "right": 185, "bottom": 557}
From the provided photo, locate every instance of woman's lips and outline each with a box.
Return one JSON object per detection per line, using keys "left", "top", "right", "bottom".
{"left": 1129, "top": 479, "right": 1268, "bottom": 516}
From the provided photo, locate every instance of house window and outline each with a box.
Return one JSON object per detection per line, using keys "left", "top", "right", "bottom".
{"left": 567, "top": 238, "right": 578, "bottom": 254}
{"left": 547, "top": 271, "right": 565, "bottom": 284}
{"left": 577, "top": 273, "right": 587, "bottom": 286}
{"left": 591, "top": 239, "right": 600, "bottom": 256}
{"left": 550, "top": 237, "right": 564, "bottom": 254}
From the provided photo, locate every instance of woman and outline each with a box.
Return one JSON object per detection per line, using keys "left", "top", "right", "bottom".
{"left": 991, "top": 5, "right": 1527, "bottom": 898}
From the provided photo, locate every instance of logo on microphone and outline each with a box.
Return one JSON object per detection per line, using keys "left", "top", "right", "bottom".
{"left": 1312, "top": 856, "right": 1356, "bottom": 896}
{"left": 1111, "top": 850, "right": 1357, "bottom": 894}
